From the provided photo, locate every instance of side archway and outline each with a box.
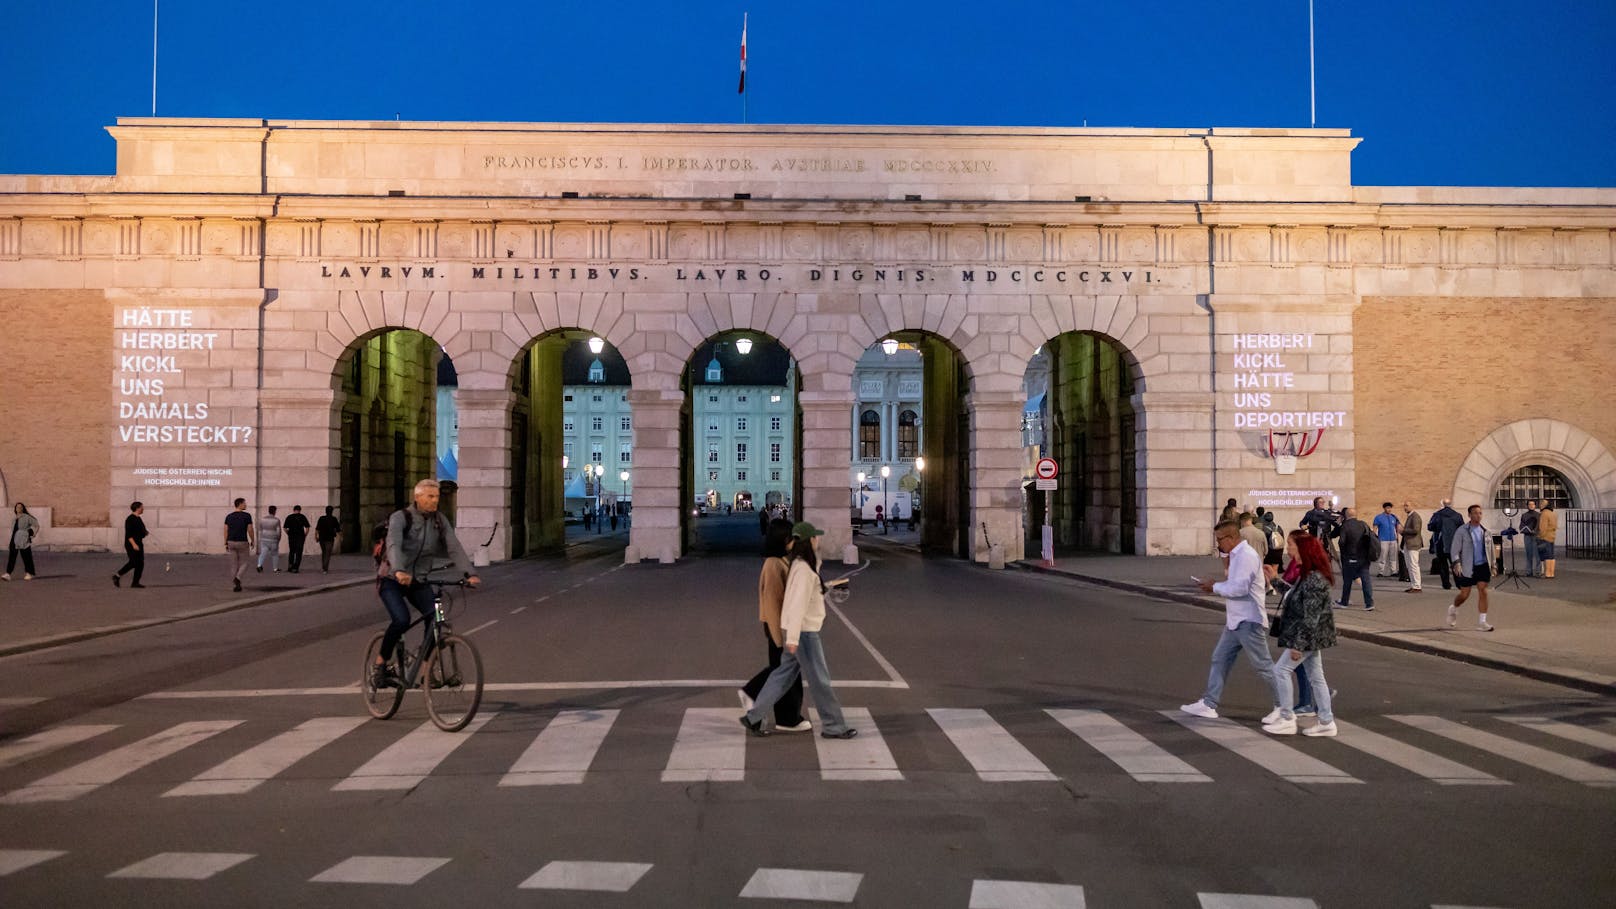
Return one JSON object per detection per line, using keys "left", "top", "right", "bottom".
{"left": 1452, "top": 419, "right": 1616, "bottom": 512}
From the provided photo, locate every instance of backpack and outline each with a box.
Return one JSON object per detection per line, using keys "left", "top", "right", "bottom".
{"left": 1268, "top": 527, "right": 1285, "bottom": 552}
{"left": 372, "top": 510, "right": 415, "bottom": 570}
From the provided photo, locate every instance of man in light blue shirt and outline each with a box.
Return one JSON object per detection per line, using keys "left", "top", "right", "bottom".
{"left": 1181, "top": 521, "right": 1293, "bottom": 731}
{"left": 1371, "top": 502, "right": 1401, "bottom": 577}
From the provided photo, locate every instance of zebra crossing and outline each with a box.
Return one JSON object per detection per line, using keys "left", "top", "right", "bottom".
{"left": 1, "top": 705, "right": 1614, "bottom": 802}
{"left": 0, "top": 847, "right": 1525, "bottom": 906}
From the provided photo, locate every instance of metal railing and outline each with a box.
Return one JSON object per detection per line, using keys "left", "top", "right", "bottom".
{"left": 1561, "top": 509, "right": 1616, "bottom": 561}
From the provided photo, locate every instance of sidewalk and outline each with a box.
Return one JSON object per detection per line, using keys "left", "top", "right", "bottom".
{"left": 0, "top": 551, "right": 381, "bottom": 657}
{"left": 1018, "top": 552, "right": 1616, "bottom": 695}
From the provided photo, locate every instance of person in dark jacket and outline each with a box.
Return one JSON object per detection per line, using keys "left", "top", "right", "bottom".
{"left": 1334, "top": 506, "right": 1378, "bottom": 610}
{"left": 283, "top": 505, "right": 312, "bottom": 573}
{"left": 1299, "top": 496, "right": 1340, "bottom": 563}
{"left": 113, "top": 501, "right": 148, "bottom": 588}
{"left": 1263, "top": 530, "right": 1340, "bottom": 736}
{"left": 1427, "top": 499, "right": 1465, "bottom": 590}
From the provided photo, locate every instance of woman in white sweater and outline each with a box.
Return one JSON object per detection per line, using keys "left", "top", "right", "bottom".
{"left": 739, "top": 521, "right": 858, "bottom": 739}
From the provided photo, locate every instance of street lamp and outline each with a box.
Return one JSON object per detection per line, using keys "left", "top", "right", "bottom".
{"left": 880, "top": 464, "right": 891, "bottom": 534}
{"left": 734, "top": 336, "right": 753, "bottom": 355}
{"left": 881, "top": 338, "right": 899, "bottom": 356}
{"left": 588, "top": 336, "right": 605, "bottom": 355}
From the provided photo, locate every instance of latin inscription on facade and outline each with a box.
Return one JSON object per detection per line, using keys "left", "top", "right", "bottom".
{"left": 476, "top": 151, "right": 998, "bottom": 176}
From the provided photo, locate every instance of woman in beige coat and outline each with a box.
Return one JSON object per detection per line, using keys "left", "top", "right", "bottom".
{"left": 738, "top": 518, "right": 809, "bottom": 732}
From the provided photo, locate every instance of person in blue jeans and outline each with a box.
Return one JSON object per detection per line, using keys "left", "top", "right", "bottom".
{"left": 1264, "top": 530, "right": 1340, "bottom": 736}
{"left": 741, "top": 521, "right": 858, "bottom": 740}
{"left": 1180, "top": 521, "right": 1290, "bottom": 725}
{"left": 1335, "top": 507, "right": 1378, "bottom": 611}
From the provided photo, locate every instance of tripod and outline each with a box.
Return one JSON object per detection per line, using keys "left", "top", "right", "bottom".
{"left": 1497, "top": 530, "right": 1530, "bottom": 590}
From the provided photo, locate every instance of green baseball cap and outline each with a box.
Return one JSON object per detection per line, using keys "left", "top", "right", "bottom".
{"left": 791, "top": 520, "right": 825, "bottom": 538}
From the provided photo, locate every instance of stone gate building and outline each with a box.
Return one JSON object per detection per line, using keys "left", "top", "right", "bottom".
{"left": 1, "top": 119, "right": 1613, "bottom": 564}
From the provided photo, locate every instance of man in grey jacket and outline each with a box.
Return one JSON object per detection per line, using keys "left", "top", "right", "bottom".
{"left": 1447, "top": 504, "right": 1495, "bottom": 632}
{"left": 371, "top": 479, "right": 482, "bottom": 687}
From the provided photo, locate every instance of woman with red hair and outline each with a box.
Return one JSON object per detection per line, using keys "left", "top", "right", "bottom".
{"left": 1263, "top": 530, "right": 1340, "bottom": 736}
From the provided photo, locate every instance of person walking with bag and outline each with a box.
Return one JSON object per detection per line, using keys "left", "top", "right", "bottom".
{"left": 1263, "top": 530, "right": 1340, "bottom": 736}
{"left": 112, "top": 501, "right": 148, "bottom": 588}
{"left": 740, "top": 521, "right": 858, "bottom": 740}
{"left": 738, "top": 518, "right": 811, "bottom": 733}
{"left": 4, "top": 502, "right": 40, "bottom": 581}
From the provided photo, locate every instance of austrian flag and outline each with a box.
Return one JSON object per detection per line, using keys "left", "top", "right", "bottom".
{"left": 738, "top": 13, "right": 747, "bottom": 94}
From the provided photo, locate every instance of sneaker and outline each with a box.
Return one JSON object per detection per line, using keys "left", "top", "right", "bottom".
{"left": 233, "top": 579, "right": 242, "bottom": 592}
{"left": 1364, "top": 603, "right": 1375, "bottom": 612}
{"left": 1262, "top": 716, "right": 1298, "bottom": 735}
{"left": 820, "top": 729, "right": 858, "bottom": 740}
{"left": 1302, "top": 721, "right": 1339, "bottom": 737}
{"left": 1261, "top": 706, "right": 1285, "bottom": 725}
{"left": 1478, "top": 622, "right": 1494, "bottom": 632}
{"left": 739, "top": 716, "right": 769, "bottom": 737}
{"left": 1405, "top": 587, "right": 1422, "bottom": 593}
{"left": 737, "top": 689, "right": 755, "bottom": 712}
{"left": 22, "top": 574, "right": 33, "bottom": 581}
{"left": 369, "top": 664, "right": 393, "bottom": 689}
{"left": 0, "top": 573, "right": 8, "bottom": 581}
{"left": 1179, "top": 700, "right": 1218, "bottom": 719}
{"left": 1446, "top": 604, "right": 1457, "bottom": 628}
{"left": 779, "top": 720, "right": 813, "bottom": 733}
{"left": 112, "top": 573, "right": 121, "bottom": 588}
{"left": 1294, "top": 706, "right": 1318, "bottom": 717}
{"left": 256, "top": 566, "right": 262, "bottom": 573}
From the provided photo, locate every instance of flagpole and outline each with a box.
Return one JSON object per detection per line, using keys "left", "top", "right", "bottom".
{"left": 152, "top": 0, "right": 159, "bottom": 116}
{"left": 741, "top": 12, "right": 748, "bottom": 124}
{"left": 1308, "top": 0, "right": 1316, "bottom": 128}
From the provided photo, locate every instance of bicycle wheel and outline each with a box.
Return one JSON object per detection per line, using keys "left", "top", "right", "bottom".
{"left": 361, "top": 632, "right": 405, "bottom": 720}
{"left": 423, "top": 633, "right": 484, "bottom": 732}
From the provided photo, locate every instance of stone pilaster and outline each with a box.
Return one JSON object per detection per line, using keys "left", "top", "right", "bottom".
{"left": 258, "top": 387, "right": 338, "bottom": 511}
{"left": 798, "top": 392, "right": 857, "bottom": 563}
{"left": 965, "top": 390, "right": 1027, "bottom": 564}
{"left": 1133, "top": 390, "right": 1216, "bottom": 555}
{"left": 624, "top": 387, "right": 685, "bottom": 564}
{"left": 452, "top": 388, "right": 513, "bottom": 561}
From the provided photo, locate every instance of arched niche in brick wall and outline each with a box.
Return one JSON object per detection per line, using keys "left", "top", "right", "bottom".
{"left": 1451, "top": 419, "right": 1616, "bottom": 512}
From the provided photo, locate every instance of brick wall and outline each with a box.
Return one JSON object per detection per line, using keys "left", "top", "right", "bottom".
{"left": 0, "top": 290, "right": 113, "bottom": 526}
{"left": 1353, "top": 296, "right": 1616, "bottom": 508}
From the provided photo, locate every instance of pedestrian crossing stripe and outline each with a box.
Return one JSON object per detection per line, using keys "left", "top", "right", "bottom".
{"left": 0, "top": 848, "right": 1527, "bottom": 906}
{"left": 1, "top": 709, "right": 1612, "bottom": 800}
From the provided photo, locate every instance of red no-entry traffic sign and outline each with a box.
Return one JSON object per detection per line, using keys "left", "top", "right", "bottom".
{"left": 1035, "top": 457, "right": 1058, "bottom": 480}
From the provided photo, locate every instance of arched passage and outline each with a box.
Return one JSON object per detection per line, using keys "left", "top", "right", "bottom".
{"left": 680, "top": 331, "right": 799, "bottom": 555}
{"left": 331, "top": 328, "right": 452, "bottom": 550}
{"left": 1452, "top": 419, "right": 1616, "bottom": 515}
{"left": 506, "top": 331, "right": 634, "bottom": 556}
{"left": 1023, "top": 331, "right": 1145, "bottom": 555}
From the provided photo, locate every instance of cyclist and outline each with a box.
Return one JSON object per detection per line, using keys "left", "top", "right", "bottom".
{"left": 372, "top": 478, "right": 481, "bottom": 687}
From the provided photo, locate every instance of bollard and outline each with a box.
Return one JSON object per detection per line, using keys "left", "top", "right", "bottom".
{"left": 473, "top": 544, "right": 491, "bottom": 568}
{"left": 989, "top": 543, "right": 1005, "bottom": 570}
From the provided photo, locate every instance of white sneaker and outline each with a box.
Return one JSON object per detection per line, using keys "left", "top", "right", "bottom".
{"left": 1179, "top": 700, "right": 1218, "bottom": 719}
{"left": 737, "top": 689, "right": 755, "bottom": 712}
{"left": 1302, "top": 721, "right": 1338, "bottom": 737}
{"left": 0, "top": 573, "right": 9, "bottom": 581}
{"left": 1261, "top": 707, "right": 1284, "bottom": 725}
{"left": 1446, "top": 605, "right": 1457, "bottom": 628}
{"left": 1262, "top": 716, "right": 1298, "bottom": 735}
{"left": 22, "top": 574, "right": 33, "bottom": 580}
{"left": 778, "top": 720, "right": 813, "bottom": 733}
{"left": 1477, "top": 622, "right": 1494, "bottom": 632}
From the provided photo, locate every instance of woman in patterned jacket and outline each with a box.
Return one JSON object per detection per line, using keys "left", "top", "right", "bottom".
{"left": 1263, "top": 530, "right": 1340, "bottom": 737}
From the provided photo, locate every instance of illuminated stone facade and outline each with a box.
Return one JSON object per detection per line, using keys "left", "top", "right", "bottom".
{"left": 0, "top": 119, "right": 1612, "bottom": 562}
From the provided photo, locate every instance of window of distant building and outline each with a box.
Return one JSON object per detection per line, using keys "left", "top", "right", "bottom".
{"left": 737, "top": 470, "right": 747, "bottom": 482}
{"left": 736, "top": 442, "right": 747, "bottom": 463}
{"left": 770, "top": 469, "right": 781, "bottom": 482}
{"left": 619, "top": 443, "right": 631, "bottom": 464}
{"left": 590, "top": 444, "right": 602, "bottom": 463}
{"left": 708, "top": 470, "right": 719, "bottom": 483}
{"left": 859, "top": 409, "right": 881, "bottom": 460}
{"left": 563, "top": 418, "right": 574, "bottom": 432}
{"left": 1493, "top": 465, "right": 1577, "bottom": 511}
{"left": 708, "top": 444, "right": 720, "bottom": 463}
{"left": 770, "top": 442, "right": 781, "bottom": 463}
{"left": 620, "top": 416, "right": 631, "bottom": 431}
{"left": 770, "top": 416, "right": 782, "bottom": 432}
{"left": 591, "top": 416, "right": 603, "bottom": 432}
{"left": 738, "top": 394, "right": 747, "bottom": 403}
{"left": 898, "top": 410, "right": 918, "bottom": 459}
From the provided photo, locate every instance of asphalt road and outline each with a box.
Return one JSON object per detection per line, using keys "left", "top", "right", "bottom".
{"left": 0, "top": 515, "right": 1611, "bottom": 908}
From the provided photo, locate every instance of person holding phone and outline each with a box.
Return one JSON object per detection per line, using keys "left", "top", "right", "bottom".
{"left": 1180, "top": 520, "right": 1291, "bottom": 725}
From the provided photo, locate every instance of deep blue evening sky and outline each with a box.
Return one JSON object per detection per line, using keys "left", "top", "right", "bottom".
{"left": 3, "top": 1, "right": 1612, "bottom": 186}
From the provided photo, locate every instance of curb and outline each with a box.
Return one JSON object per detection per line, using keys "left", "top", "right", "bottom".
{"left": 1014, "top": 561, "right": 1616, "bottom": 698}
{"left": 0, "top": 577, "right": 375, "bottom": 659}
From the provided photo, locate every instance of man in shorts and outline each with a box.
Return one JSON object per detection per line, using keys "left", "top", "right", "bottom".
{"left": 1447, "top": 504, "right": 1495, "bottom": 632}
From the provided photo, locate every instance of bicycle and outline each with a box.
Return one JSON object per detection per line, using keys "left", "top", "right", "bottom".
{"left": 360, "top": 576, "right": 485, "bottom": 732}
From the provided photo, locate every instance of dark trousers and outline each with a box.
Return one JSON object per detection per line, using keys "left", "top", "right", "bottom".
{"left": 1339, "top": 560, "right": 1374, "bottom": 607}
{"left": 319, "top": 539, "right": 335, "bottom": 571}
{"left": 378, "top": 577, "right": 435, "bottom": 661}
{"left": 741, "top": 624, "right": 805, "bottom": 725}
{"left": 1433, "top": 552, "right": 1454, "bottom": 589}
{"left": 6, "top": 545, "right": 36, "bottom": 576}
{"left": 287, "top": 535, "right": 307, "bottom": 572}
{"left": 116, "top": 544, "right": 144, "bottom": 584}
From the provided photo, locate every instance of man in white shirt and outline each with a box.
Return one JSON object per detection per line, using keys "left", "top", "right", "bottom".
{"left": 1180, "top": 521, "right": 1292, "bottom": 727}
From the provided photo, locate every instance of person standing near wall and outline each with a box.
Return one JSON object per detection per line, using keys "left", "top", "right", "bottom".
{"left": 1519, "top": 499, "right": 1541, "bottom": 578}
{"left": 283, "top": 505, "right": 311, "bottom": 574}
{"left": 4, "top": 502, "right": 40, "bottom": 581}
{"left": 1427, "top": 499, "right": 1464, "bottom": 590}
{"left": 1400, "top": 501, "right": 1425, "bottom": 593}
{"left": 1372, "top": 502, "right": 1401, "bottom": 577}
{"left": 112, "top": 501, "right": 148, "bottom": 588}
{"left": 1335, "top": 507, "right": 1378, "bottom": 611}
{"left": 315, "top": 506, "right": 342, "bottom": 573}
{"left": 224, "top": 499, "right": 256, "bottom": 592}
{"left": 1536, "top": 503, "right": 1558, "bottom": 579}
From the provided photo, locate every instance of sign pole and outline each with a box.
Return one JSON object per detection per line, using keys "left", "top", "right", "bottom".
{"left": 1042, "top": 488, "right": 1054, "bottom": 568}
